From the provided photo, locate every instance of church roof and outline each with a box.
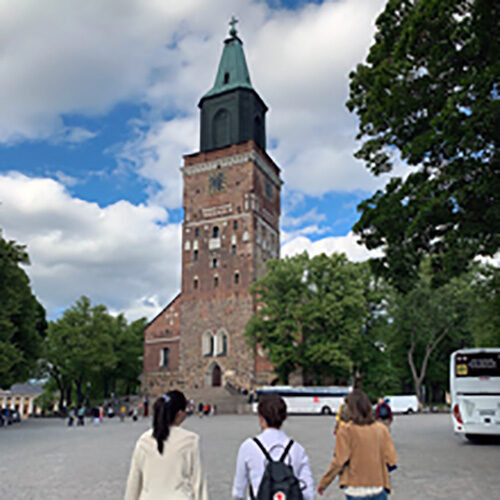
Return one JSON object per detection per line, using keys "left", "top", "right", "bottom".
{"left": 202, "top": 20, "right": 254, "bottom": 100}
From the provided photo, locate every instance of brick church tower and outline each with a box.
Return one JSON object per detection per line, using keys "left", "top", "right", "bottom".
{"left": 142, "top": 21, "right": 281, "bottom": 394}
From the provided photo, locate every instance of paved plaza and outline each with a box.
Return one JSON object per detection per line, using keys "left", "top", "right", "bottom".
{"left": 0, "top": 413, "right": 499, "bottom": 499}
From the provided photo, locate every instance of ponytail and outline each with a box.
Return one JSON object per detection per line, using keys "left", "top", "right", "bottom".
{"left": 152, "top": 390, "right": 187, "bottom": 454}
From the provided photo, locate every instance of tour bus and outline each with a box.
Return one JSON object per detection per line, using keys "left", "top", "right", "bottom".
{"left": 450, "top": 348, "right": 500, "bottom": 440}
{"left": 252, "top": 385, "right": 352, "bottom": 415}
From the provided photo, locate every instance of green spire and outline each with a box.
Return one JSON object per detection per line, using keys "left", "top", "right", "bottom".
{"left": 202, "top": 18, "right": 253, "bottom": 99}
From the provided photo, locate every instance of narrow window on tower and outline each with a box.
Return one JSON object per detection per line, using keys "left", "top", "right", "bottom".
{"left": 234, "top": 272, "right": 239, "bottom": 285}
{"left": 224, "top": 72, "right": 230, "bottom": 84}
{"left": 193, "top": 278, "right": 199, "bottom": 290}
{"left": 214, "top": 276, "right": 219, "bottom": 288}
{"left": 233, "top": 220, "right": 238, "bottom": 230}
{"left": 231, "top": 244, "right": 236, "bottom": 255}
{"left": 213, "top": 226, "right": 219, "bottom": 238}
{"left": 212, "top": 258, "right": 218, "bottom": 268}
{"left": 161, "top": 348, "right": 170, "bottom": 368}
{"left": 195, "top": 228, "right": 200, "bottom": 237}
{"left": 193, "top": 250, "right": 198, "bottom": 261}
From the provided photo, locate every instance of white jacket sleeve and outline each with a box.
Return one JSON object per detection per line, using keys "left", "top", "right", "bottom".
{"left": 124, "top": 441, "right": 144, "bottom": 500}
{"left": 190, "top": 435, "right": 209, "bottom": 500}
{"left": 294, "top": 444, "right": 315, "bottom": 500}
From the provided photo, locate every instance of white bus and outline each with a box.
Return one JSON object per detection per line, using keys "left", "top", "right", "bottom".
{"left": 252, "top": 385, "right": 352, "bottom": 415}
{"left": 450, "top": 348, "right": 500, "bottom": 440}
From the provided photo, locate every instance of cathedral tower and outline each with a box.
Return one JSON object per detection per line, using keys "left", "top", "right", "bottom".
{"left": 142, "top": 20, "right": 281, "bottom": 394}
{"left": 179, "top": 21, "right": 281, "bottom": 388}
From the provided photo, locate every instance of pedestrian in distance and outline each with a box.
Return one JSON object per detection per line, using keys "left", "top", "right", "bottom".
{"left": 375, "top": 397, "right": 393, "bottom": 429}
{"left": 77, "top": 406, "right": 85, "bottom": 426}
{"left": 92, "top": 406, "right": 100, "bottom": 426}
{"left": 318, "top": 389, "right": 398, "bottom": 500}
{"left": 334, "top": 398, "right": 349, "bottom": 435}
{"left": 125, "top": 390, "right": 208, "bottom": 500}
{"left": 67, "top": 407, "right": 75, "bottom": 427}
{"left": 198, "top": 401, "right": 204, "bottom": 418}
{"left": 232, "top": 393, "right": 315, "bottom": 500}
{"left": 203, "top": 403, "right": 211, "bottom": 417}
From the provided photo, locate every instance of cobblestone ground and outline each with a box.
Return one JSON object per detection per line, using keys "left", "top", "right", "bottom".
{"left": 0, "top": 414, "right": 499, "bottom": 499}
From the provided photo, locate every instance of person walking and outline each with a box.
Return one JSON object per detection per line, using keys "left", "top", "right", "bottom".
{"left": 77, "top": 406, "right": 85, "bottom": 426}
{"left": 375, "top": 397, "right": 393, "bottom": 429}
{"left": 67, "top": 407, "right": 75, "bottom": 427}
{"left": 232, "top": 393, "right": 314, "bottom": 500}
{"left": 125, "top": 390, "right": 208, "bottom": 500}
{"left": 318, "top": 389, "right": 398, "bottom": 500}
{"left": 334, "top": 398, "right": 349, "bottom": 435}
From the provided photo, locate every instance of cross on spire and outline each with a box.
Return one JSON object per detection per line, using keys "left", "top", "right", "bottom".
{"left": 229, "top": 16, "right": 238, "bottom": 37}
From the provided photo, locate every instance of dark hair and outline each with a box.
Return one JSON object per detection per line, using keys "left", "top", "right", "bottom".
{"left": 258, "top": 394, "right": 287, "bottom": 428}
{"left": 152, "top": 390, "right": 187, "bottom": 454}
{"left": 346, "top": 389, "right": 374, "bottom": 426}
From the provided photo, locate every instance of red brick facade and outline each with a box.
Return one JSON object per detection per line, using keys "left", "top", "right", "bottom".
{"left": 142, "top": 141, "right": 281, "bottom": 396}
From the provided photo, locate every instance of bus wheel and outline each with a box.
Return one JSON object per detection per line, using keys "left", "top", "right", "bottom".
{"left": 321, "top": 406, "right": 332, "bottom": 415}
{"left": 406, "top": 408, "right": 414, "bottom": 415}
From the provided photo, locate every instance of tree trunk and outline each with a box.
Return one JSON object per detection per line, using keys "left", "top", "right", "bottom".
{"left": 65, "top": 385, "right": 72, "bottom": 409}
{"left": 76, "top": 379, "right": 83, "bottom": 407}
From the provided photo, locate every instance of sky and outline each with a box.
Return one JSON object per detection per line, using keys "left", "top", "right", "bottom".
{"left": 0, "top": 0, "right": 404, "bottom": 321}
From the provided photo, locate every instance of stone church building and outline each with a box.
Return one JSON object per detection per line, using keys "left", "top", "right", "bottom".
{"left": 142, "top": 22, "right": 281, "bottom": 397}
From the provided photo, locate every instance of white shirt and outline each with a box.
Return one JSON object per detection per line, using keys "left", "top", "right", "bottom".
{"left": 232, "top": 428, "right": 315, "bottom": 500}
{"left": 125, "top": 426, "right": 208, "bottom": 500}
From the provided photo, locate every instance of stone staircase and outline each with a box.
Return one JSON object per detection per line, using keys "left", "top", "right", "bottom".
{"left": 184, "top": 387, "right": 251, "bottom": 414}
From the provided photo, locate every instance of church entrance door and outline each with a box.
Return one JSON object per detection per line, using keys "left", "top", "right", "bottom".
{"left": 211, "top": 364, "right": 222, "bottom": 387}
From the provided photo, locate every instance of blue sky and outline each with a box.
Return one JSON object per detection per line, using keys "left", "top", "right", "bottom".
{"left": 0, "top": 0, "right": 397, "bottom": 320}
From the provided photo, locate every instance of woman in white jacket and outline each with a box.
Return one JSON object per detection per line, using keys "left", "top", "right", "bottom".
{"left": 125, "top": 390, "right": 208, "bottom": 500}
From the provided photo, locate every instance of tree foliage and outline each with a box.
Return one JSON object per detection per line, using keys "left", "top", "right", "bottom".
{"left": 245, "top": 253, "right": 390, "bottom": 397}
{"left": 0, "top": 232, "right": 46, "bottom": 388}
{"left": 42, "top": 296, "right": 146, "bottom": 409}
{"left": 347, "top": 0, "right": 500, "bottom": 292}
{"left": 386, "top": 264, "right": 473, "bottom": 403}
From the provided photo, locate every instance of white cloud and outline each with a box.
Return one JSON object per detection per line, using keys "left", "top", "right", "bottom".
{"left": 0, "top": 172, "right": 181, "bottom": 320}
{"left": 281, "top": 231, "right": 381, "bottom": 262}
{"left": 0, "top": 0, "right": 404, "bottom": 318}
{"left": 0, "top": 0, "right": 396, "bottom": 196}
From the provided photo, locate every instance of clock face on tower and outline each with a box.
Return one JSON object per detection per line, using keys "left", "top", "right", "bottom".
{"left": 208, "top": 171, "right": 227, "bottom": 194}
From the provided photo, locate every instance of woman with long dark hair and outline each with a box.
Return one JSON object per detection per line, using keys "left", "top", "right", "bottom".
{"left": 125, "top": 390, "right": 208, "bottom": 500}
{"left": 318, "top": 389, "right": 398, "bottom": 500}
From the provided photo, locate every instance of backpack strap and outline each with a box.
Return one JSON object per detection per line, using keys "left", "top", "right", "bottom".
{"left": 279, "top": 439, "right": 294, "bottom": 463}
{"left": 253, "top": 437, "right": 273, "bottom": 462}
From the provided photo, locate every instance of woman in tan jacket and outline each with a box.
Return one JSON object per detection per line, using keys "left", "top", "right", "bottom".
{"left": 125, "top": 390, "right": 208, "bottom": 500}
{"left": 318, "top": 389, "right": 397, "bottom": 500}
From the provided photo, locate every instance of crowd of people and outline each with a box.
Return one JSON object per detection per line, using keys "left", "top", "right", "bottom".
{"left": 124, "top": 389, "right": 398, "bottom": 500}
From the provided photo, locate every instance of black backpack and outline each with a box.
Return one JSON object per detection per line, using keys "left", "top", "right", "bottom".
{"left": 250, "top": 438, "right": 304, "bottom": 500}
{"left": 378, "top": 403, "right": 390, "bottom": 419}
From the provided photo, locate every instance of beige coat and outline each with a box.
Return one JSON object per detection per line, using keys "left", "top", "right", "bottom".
{"left": 125, "top": 426, "right": 208, "bottom": 500}
{"left": 319, "top": 421, "right": 398, "bottom": 493}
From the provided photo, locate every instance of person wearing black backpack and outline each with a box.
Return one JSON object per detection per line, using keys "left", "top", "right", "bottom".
{"left": 374, "top": 397, "right": 393, "bottom": 429}
{"left": 232, "top": 394, "right": 314, "bottom": 500}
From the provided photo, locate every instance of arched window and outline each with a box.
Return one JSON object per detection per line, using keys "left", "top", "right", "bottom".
{"left": 213, "top": 108, "right": 230, "bottom": 149}
{"left": 215, "top": 329, "right": 228, "bottom": 356}
{"left": 202, "top": 331, "right": 214, "bottom": 356}
{"left": 212, "top": 226, "right": 219, "bottom": 238}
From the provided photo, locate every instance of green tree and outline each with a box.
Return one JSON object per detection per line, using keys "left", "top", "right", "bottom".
{"left": 468, "top": 265, "right": 500, "bottom": 347}
{"left": 43, "top": 296, "right": 117, "bottom": 407}
{"left": 0, "top": 232, "right": 46, "bottom": 388}
{"left": 387, "top": 267, "right": 473, "bottom": 404}
{"left": 245, "top": 253, "right": 390, "bottom": 394}
{"left": 347, "top": 0, "right": 500, "bottom": 292}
